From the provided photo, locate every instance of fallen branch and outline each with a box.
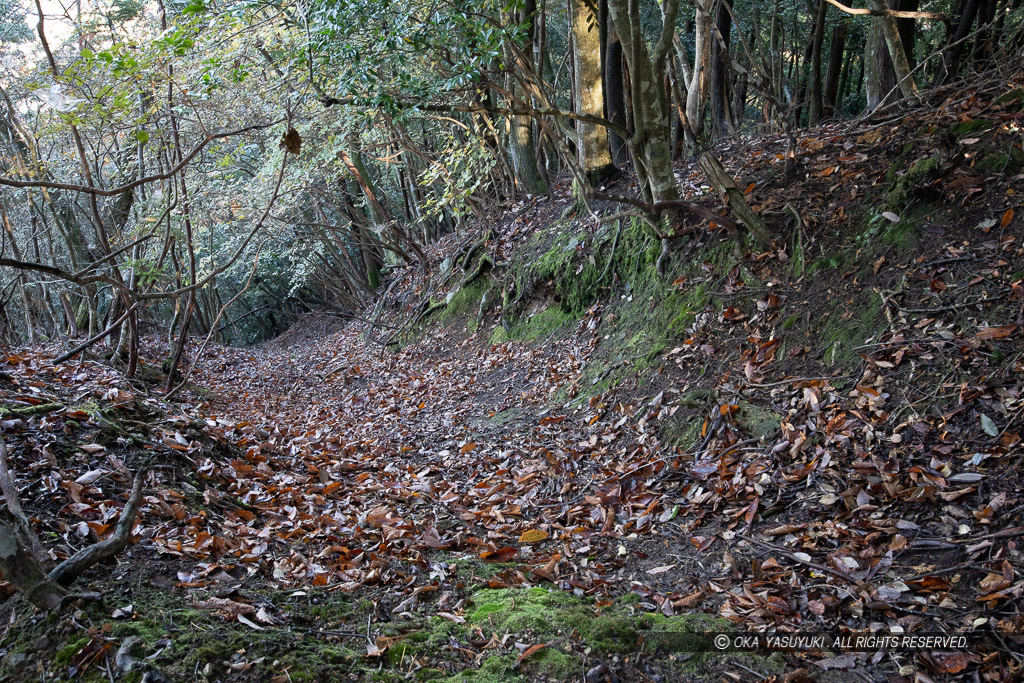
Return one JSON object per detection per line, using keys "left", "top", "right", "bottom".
{"left": 823, "top": 0, "right": 948, "bottom": 21}
{"left": 698, "top": 153, "right": 773, "bottom": 248}
{"left": 54, "top": 303, "right": 139, "bottom": 364}
{"left": 0, "top": 402, "right": 65, "bottom": 417}
{"left": 49, "top": 466, "right": 151, "bottom": 586}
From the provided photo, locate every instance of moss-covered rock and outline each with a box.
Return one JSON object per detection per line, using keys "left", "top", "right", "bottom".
{"left": 885, "top": 157, "right": 942, "bottom": 213}
{"left": 733, "top": 402, "right": 783, "bottom": 439}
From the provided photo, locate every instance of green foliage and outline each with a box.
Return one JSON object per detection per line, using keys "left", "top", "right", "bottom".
{"left": 0, "top": 0, "right": 30, "bottom": 43}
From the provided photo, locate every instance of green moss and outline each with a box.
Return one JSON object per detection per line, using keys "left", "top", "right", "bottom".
{"left": 454, "top": 587, "right": 729, "bottom": 681}
{"left": 467, "top": 587, "right": 725, "bottom": 654}
{"left": 809, "top": 254, "right": 845, "bottom": 273}
{"left": 111, "top": 617, "right": 170, "bottom": 643}
{"left": 492, "top": 305, "right": 573, "bottom": 343}
{"left": 54, "top": 636, "right": 91, "bottom": 667}
{"left": 733, "top": 402, "right": 783, "bottom": 440}
{"left": 662, "top": 414, "right": 702, "bottom": 449}
{"left": 886, "top": 157, "right": 941, "bottom": 212}
{"left": 437, "top": 552, "right": 516, "bottom": 582}
{"left": 818, "top": 289, "right": 885, "bottom": 367}
{"left": 976, "top": 147, "right": 1024, "bottom": 174}
{"left": 441, "top": 654, "right": 525, "bottom": 682}
{"left": 529, "top": 648, "right": 577, "bottom": 678}
{"left": 72, "top": 399, "right": 102, "bottom": 416}
{"left": 486, "top": 408, "right": 520, "bottom": 426}
{"left": 0, "top": 401, "right": 64, "bottom": 418}
{"left": 616, "top": 592, "right": 643, "bottom": 605}
{"left": 879, "top": 220, "right": 917, "bottom": 248}
{"left": 993, "top": 88, "right": 1024, "bottom": 108}
{"left": 950, "top": 119, "right": 992, "bottom": 136}
{"left": 782, "top": 314, "right": 800, "bottom": 330}
{"left": 437, "top": 277, "right": 493, "bottom": 331}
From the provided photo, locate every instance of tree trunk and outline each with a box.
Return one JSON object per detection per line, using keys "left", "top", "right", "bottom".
{"left": 0, "top": 516, "right": 65, "bottom": 610}
{"left": 709, "top": 0, "right": 736, "bottom": 139}
{"left": 933, "top": 0, "right": 982, "bottom": 85}
{"left": 823, "top": 21, "right": 848, "bottom": 116}
{"left": 606, "top": 0, "right": 681, "bottom": 205}
{"left": 807, "top": 0, "right": 828, "bottom": 124}
{"left": 604, "top": 14, "right": 630, "bottom": 165}
{"left": 971, "top": 0, "right": 998, "bottom": 67}
{"left": 685, "top": 0, "right": 714, "bottom": 147}
{"left": 571, "top": 0, "right": 616, "bottom": 183}
{"left": 509, "top": 0, "right": 548, "bottom": 194}
{"left": 865, "top": 0, "right": 919, "bottom": 103}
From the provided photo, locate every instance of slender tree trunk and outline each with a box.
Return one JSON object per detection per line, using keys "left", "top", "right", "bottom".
{"left": 604, "top": 13, "right": 630, "bottom": 165}
{"left": 709, "top": 0, "right": 736, "bottom": 138}
{"left": 606, "top": 0, "right": 681, "bottom": 205}
{"left": 807, "top": 0, "right": 828, "bottom": 124}
{"left": 866, "top": 0, "right": 920, "bottom": 102}
{"left": 864, "top": 21, "right": 885, "bottom": 109}
{"left": 509, "top": 0, "right": 548, "bottom": 194}
{"left": 823, "top": 21, "right": 848, "bottom": 116}
{"left": 685, "top": 0, "right": 714, "bottom": 147}
{"left": 933, "top": 0, "right": 982, "bottom": 85}
{"left": 766, "top": 0, "right": 783, "bottom": 131}
{"left": 571, "top": 0, "right": 616, "bottom": 182}
{"left": 971, "top": 0, "right": 998, "bottom": 67}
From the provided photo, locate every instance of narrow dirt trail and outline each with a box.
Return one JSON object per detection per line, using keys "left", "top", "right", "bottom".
{"left": 182, "top": 316, "right": 669, "bottom": 598}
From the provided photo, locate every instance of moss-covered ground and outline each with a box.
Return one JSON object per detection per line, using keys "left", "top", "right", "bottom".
{"left": 0, "top": 558, "right": 739, "bottom": 682}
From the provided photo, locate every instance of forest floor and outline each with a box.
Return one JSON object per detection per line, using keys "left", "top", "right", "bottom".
{"left": 3, "top": 78, "right": 1024, "bottom": 682}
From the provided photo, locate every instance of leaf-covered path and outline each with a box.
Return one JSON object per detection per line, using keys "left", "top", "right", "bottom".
{"left": 4, "top": 84, "right": 1024, "bottom": 680}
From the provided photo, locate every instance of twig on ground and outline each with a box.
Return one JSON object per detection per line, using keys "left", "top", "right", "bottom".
{"left": 737, "top": 533, "right": 854, "bottom": 581}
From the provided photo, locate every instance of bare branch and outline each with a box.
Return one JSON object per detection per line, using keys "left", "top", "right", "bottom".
{"left": 823, "top": 0, "right": 948, "bottom": 21}
{"left": 321, "top": 97, "right": 632, "bottom": 142}
{"left": 53, "top": 303, "right": 140, "bottom": 364}
{"left": 0, "top": 122, "right": 283, "bottom": 196}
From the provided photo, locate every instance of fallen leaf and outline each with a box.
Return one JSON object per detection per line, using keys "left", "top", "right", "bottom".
{"left": 518, "top": 529, "right": 549, "bottom": 544}
{"left": 517, "top": 643, "right": 547, "bottom": 664}
{"left": 75, "top": 469, "right": 106, "bottom": 485}
{"left": 481, "top": 547, "right": 518, "bottom": 562}
{"left": 1000, "top": 208, "right": 1014, "bottom": 227}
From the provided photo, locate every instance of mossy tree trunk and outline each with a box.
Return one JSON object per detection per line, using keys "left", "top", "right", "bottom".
{"left": 606, "top": 0, "right": 681, "bottom": 205}
{"left": 865, "top": 0, "right": 919, "bottom": 104}
{"left": 571, "top": 0, "right": 616, "bottom": 184}
{"left": 509, "top": 0, "right": 549, "bottom": 196}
